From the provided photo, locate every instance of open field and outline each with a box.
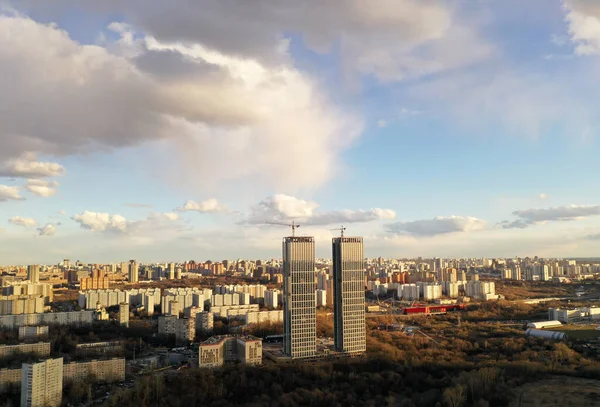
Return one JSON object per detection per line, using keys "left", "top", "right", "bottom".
{"left": 496, "top": 281, "right": 575, "bottom": 300}
{"left": 547, "top": 324, "right": 600, "bottom": 340}
{"left": 509, "top": 376, "right": 600, "bottom": 407}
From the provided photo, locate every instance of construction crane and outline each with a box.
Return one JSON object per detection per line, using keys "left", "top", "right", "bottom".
{"left": 330, "top": 225, "right": 346, "bottom": 237}
{"left": 265, "top": 220, "right": 301, "bottom": 236}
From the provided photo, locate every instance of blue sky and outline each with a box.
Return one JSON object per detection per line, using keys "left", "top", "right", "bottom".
{"left": 2, "top": 0, "right": 600, "bottom": 264}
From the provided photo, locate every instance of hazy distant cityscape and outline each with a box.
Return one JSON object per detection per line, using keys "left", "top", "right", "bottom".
{"left": 4, "top": 230, "right": 600, "bottom": 406}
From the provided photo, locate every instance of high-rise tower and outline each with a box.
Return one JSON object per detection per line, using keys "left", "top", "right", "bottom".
{"left": 27, "top": 265, "right": 40, "bottom": 284}
{"left": 283, "top": 236, "right": 316, "bottom": 359}
{"left": 332, "top": 236, "right": 366, "bottom": 354}
{"left": 128, "top": 260, "right": 138, "bottom": 283}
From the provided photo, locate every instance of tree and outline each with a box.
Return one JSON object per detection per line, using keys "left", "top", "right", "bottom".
{"left": 443, "top": 384, "right": 466, "bottom": 407}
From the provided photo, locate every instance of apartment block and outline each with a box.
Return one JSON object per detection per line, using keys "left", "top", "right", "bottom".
{"left": 0, "top": 311, "right": 94, "bottom": 329}
{"left": 21, "top": 358, "right": 63, "bottom": 407}
{"left": 63, "top": 358, "right": 125, "bottom": 384}
{"left": 0, "top": 295, "right": 45, "bottom": 315}
{"left": 0, "top": 342, "right": 51, "bottom": 359}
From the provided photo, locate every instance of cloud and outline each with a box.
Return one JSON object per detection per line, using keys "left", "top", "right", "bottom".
{"left": 22, "top": 0, "right": 491, "bottom": 81}
{"left": 0, "top": 153, "right": 65, "bottom": 178}
{"left": 386, "top": 216, "right": 486, "bottom": 237}
{"left": 0, "top": 185, "right": 23, "bottom": 202}
{"left": 72, "top": 210, "right": 182, "bottom": 234}
{"left": 499, "top": 204, "right": 600, "bottom": 229}
{"left": 309, "top": 208, "right": 396, "bottom": 226}
{"left": 539, "top": 193, "right": 548, "bottom": 200}
{"left": 177, "top": 199, "right": 228, "bottom": 213}
{"left": 584, "top": 232, "right": 600, "bottom": 241}
{"left": 9, "top": 216, "right": 38, "bottom": 228}
{"left": 37, "top": 223, "right": 56, "bottom": 236}
{"left": 25, "top": 179, "right": 59, "bottom": 197}
{"left": 162, "top": 212, "right": 179, "bottom": 221}
{"left": 72, "top": 211, "right": 128, "bottom": 233}
{"left": 564, "top": 0, "right": 600, "bottom": 55}
{"left": 0, "top": 10, "right": 361, "bottom": 191}
{"left": 244, "top": 194, "right": 396, "bottom": 226}
{"left": 377, "top": 119, "right": 388, "bottom": 128}
{"left": 124, "top": 203, "right": 154, "bottom": 208}
{"left": 58, "top": 210, "right": 67, "bottom": 215}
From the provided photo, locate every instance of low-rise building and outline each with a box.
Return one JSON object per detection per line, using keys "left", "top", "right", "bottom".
{"left": 199, "top": 335, "right": 262, "bottom": 368}
{"left": 75, "top": 341, "right": 125, "bottom": 357}
{"left": 245, "top": 310, "right": 283, "bottom": 325}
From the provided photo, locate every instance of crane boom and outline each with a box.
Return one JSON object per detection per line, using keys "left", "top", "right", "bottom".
{"left": 264, "top": 220, "right": 301, "bottom": 236}
{"left": 330, "top": 225, "right": 346, "bottom": 237}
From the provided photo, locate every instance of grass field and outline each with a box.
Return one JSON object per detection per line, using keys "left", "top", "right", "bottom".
{"left": 547, "top": 324, "right": 600, "bottom": 340}
{"left": 510, "top": 377, "right": 600, "bottom": 407}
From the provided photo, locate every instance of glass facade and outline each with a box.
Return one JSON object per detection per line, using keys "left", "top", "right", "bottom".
{"left": 333, "top": 237, "right": 366, "bottom": 354}
{"left": 283, "top": 237, "right": 316, "bottom": 359}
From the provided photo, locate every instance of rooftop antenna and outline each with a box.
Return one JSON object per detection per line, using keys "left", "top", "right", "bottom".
{"left": 331, "top": 225, "right": 346, "bottom": 237}
{"left": 265, "top": 220, "right": 301, "bottom": 237}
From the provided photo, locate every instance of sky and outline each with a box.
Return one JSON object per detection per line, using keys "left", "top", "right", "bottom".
{"left": 2, "top": 0, "right": 600, "bottom": 264}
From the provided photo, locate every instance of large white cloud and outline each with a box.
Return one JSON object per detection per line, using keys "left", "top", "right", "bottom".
{"left": 499, "top": 204, "right": 600, "bottom": 229}
{"left": 177, "top": 199, "right": 228, "bottom": 213}
{"left": 9, "top": 216, "right": 38, "bottom": 228}
{"left": 386, "top": 216, "right": 486, "bottom": 236}
{"left": 0, "top": 153, "right": 65, "bottom": 178}
{"left": 0, "top": 185, "right": 23, "bottom": 202}
{"left": 564, "top": 0, "right": 600, "bottom": 55}
{"left": 72, "top": 210, "right": 182, "bottom": 235}
{"left": 20, "top": 0, "right": 491, "bottom": 81}
{"left": 72, "top": 211, "right": 128, "bottom": 233}
{"left": 0, "top": 10, "right": 361, "bottom": 191}
{"left": 25, "top": 179, "right": 59, "bottom": 197}
{"left": 244, "top": 194, "right": 396, "bottom": 226}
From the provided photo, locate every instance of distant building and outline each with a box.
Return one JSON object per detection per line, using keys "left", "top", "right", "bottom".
{"left": 0, "top": 311, "right": 94, "bottom": 329}
{"left": 128, "top": 260, "right": 139, "bottom": 283}
{"left": 398, "top": 284, "right": 419, "bottom": 301}
{"left": 75, "top": 341, "right": 125, "bottom": 357}
{"left": 27, "top": 265, "right": 40, "bottom": 284}
{"left": 0, "top": 295, "right": 45, "bottom": 315}
{"left": 79, "top": 269, "right": 109, "bottom": 291}
{"left": 199, "top": 335, "right": 262, "bottom": 368}
{"left": 158, "top": 315, "right": 195, "bottom": 342}
{"left": 316, "top": 289, "right": 327, "bottom": 307}
{"left": 119, "top": 303, "right": 129, "bottom": 328}
{"left": 0, "top": 342, "right": 51, "bottom": 359}
{"left": 18, "top": 326, "right": 49, "bottom": 341}
{"left": 245, "top": 310, "right": 283, "bottom": 325}
{"left": 21, "top": 358, "right": 63, "bottom": 407}
{"left": 63, "top": 358, "right": 125, "bottom": 385}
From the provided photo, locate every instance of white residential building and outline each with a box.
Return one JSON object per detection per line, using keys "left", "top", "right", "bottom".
{"left": 21, "top": 358, "right": 63, "bottom": 407}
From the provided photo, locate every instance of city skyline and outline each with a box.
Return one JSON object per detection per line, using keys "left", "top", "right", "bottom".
{"left": 4, "top": 1, "right": 600, "bottom": 262}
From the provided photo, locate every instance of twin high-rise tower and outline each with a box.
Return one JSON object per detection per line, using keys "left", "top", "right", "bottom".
{"left": 282, "top": 233, "right": 366, "bottom": 359}
{"left": 332, "top": 237, "right": 366, "bottom": 354}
